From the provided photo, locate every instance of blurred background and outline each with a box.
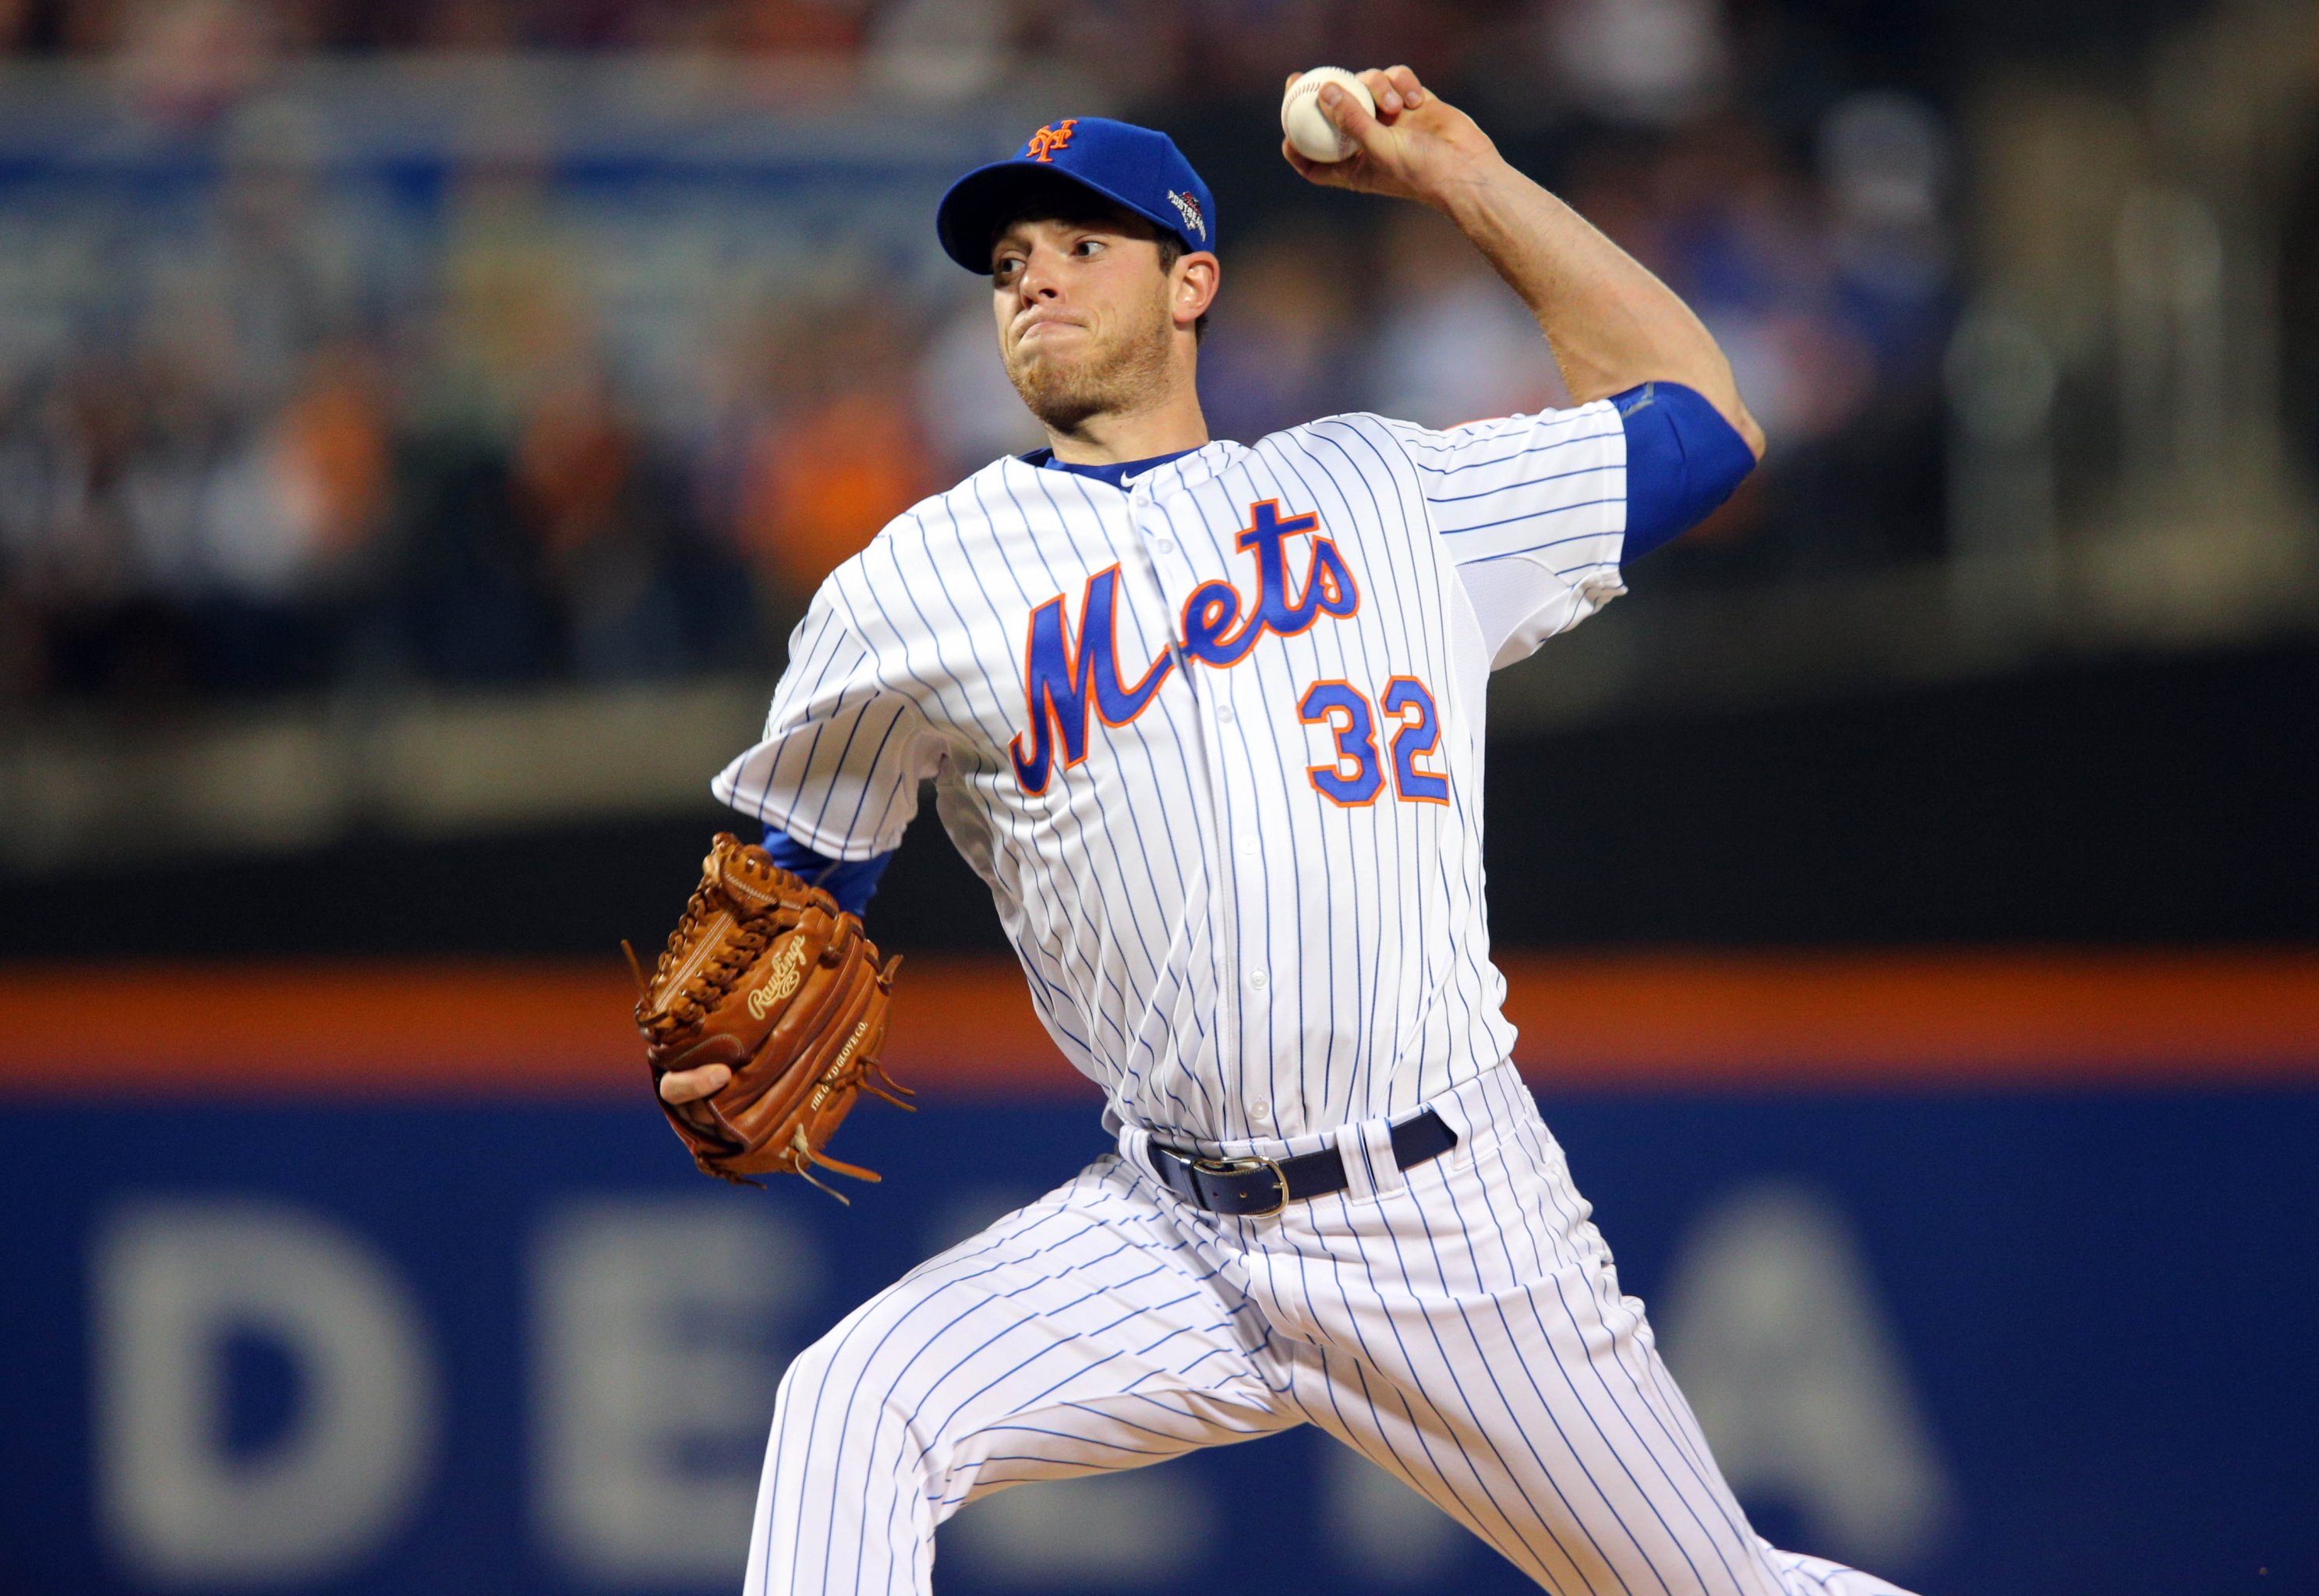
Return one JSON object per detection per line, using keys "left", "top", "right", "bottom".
{"left": 2, "top": 0, "right": 2316, "bottom": 1592}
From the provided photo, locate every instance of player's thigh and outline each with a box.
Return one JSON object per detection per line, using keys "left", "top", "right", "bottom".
{"left": 1281, "top": 1089, "right": 1787, "bottom": 1594}
{"left": 772, "top": 1153, "right": 1299, "bottom": 1514}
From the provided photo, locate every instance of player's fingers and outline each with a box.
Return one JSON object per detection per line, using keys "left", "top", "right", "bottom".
{"left": 1386, "top": 65, "right": 1425, "bottom": 108}
{"left": 1318, "top": 80, "right": 1382, "bottom": 144}
{"left": 659, "top": 1062, "right": 732, "bottom": 1103}
{"left": 1358, "top": 67, "right": 1403, "bottom": 120}
{"left": 1281, "top": 136, "right": 1344, "bottom": 186}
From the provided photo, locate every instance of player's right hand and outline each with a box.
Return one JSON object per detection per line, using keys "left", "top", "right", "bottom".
{"left": 657, "top": 1063, "right": 732, "bottom": 1104}
{"left": 1279, "top": 66, "right": 1505, "bottom": 210}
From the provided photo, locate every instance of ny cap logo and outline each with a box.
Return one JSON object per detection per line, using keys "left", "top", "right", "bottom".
{"left": 1024, "top": 119, "right": 1080, "bottom": 162}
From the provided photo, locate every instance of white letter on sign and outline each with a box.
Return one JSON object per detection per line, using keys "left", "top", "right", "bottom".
{"left": 93, "top": 1198, "right": 438, "bottom": 1584}
{"left": 1659, "top": 1180, "right": 1955, "bottom": 1567}
{"left": 532, "top": 1199, "right": 821, "bottom": 1582}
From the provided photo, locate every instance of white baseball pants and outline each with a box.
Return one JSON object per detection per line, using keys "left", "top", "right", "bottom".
{"left": 744, "top": 1065, "right": 1918, "bottom": 1595}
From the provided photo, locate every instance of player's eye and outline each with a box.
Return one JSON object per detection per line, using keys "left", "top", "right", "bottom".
{"left": 1073, "top": 238, "right": 1104, "bottom": 257}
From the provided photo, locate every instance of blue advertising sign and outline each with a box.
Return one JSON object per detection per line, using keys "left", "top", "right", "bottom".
{"left": 2, "top": 1086, "right": 2313, "bottom": 1596}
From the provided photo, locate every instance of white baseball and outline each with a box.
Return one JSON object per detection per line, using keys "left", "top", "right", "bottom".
{"left": 1281, "top": 67, "right": 1375, "bottom": 164}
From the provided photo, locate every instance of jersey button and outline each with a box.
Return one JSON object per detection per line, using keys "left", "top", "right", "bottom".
{"left": 1237, "top": 835, "right": 1260, "bottom": 858}
{"left": 1216, "top": 704, "right": 1236, "bottom": 724}
{"left": 1153, "top": 538, "right": 1175, "bottom": 555}
{"left": 1246, "top": 969, "right": 1268, "bottom": 990}
{"left": 1249, "top": 1101, "right": 1272, "bottom": 1125}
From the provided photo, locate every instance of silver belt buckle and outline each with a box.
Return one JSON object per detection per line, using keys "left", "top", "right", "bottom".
{"left": 1192, "top": 1153, "right": 1289, "bottom": 1217}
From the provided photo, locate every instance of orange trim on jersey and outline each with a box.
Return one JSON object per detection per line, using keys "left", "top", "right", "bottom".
{"left": 1380, "top": 675, "right": 1451, "bottom": 805}
{"left": 1179, "top": 577, "right": 1260, "bottom": 668}
{"left": 1296, "top": 679, "right": 1384, "bottom": 807}
{"left": 1008, "top": 566, "right": 1174, "bottom": 796}
{"left": 0, "top": 952, "right": 2312, "bottom": 1100}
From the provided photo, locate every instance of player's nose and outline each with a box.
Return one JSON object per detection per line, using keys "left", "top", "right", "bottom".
{"left": 1015, "top": 242, "right": 1066, "bottom": 301}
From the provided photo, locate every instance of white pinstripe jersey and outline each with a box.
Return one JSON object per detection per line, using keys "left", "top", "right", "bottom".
{"left": 713, "top": 401, "right": 1628, "bottom": 1143}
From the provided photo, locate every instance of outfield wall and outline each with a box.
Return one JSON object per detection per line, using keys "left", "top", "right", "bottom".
{"left": 3, "top": 955, "right": 2314, "bottom": 1596}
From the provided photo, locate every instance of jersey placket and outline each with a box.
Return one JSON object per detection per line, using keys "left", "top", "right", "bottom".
{"left": 1125, "top": 468, "right": 1259, "bottom": 1135}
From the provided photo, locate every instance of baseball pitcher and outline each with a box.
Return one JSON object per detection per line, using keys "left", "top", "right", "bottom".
{"left": 636, "top": 66, "right": 1918, "bottom": 1596}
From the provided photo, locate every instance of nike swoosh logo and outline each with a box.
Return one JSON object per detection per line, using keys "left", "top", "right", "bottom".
{"left": 1119, "top": 469, "right": 1152, "bottom": 486}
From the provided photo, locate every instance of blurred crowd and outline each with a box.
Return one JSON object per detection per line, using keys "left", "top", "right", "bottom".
{"left": 0, "top": 0, "right": 1964, "bottom": 706}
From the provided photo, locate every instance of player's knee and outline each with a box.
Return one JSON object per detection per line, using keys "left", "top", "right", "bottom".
{"left": 774, "top": 1311, "right": 952, "bottom": 1494}
{"left": 775, "top": 1319, "right": 854, "bottom": 1412}
{"left": 775, "top": 1299, "right": 926, "bottom": 1426}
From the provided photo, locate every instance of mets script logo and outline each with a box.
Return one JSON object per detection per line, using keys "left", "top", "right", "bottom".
{"left": 1009, "top": 500, "right": 1359, "bottom": 795}
{"left": 1166, "top": 189, "right": 1205, "bottom": 240}
{"left": 746, "top": 940, "right": 810, "bottom": 1019}
{"left": 1023, "top": 119, "right": 1080, "bottom": 162}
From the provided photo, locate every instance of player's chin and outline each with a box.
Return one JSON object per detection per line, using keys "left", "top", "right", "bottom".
{"left": 1010, "top": 366, "right": 1109, "bottom": 433}
{"left": 1007, "top": 341, "right": 1094, "bottom": 393}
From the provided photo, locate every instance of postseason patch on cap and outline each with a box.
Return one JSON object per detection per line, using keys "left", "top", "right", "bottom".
{"left": 1166, "top": 189, "right": 1206, "bottom": 242}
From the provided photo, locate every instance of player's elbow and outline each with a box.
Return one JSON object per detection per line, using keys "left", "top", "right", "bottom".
{"left": 1614, "top": 379, "right": 1761, "bottom": 560}
{"left": 1681, "top": 369, "right": 1765, "bottom": 462}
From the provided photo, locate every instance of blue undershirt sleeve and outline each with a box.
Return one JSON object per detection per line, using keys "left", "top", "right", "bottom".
{"left": 761, "top": 826, "right": 894, "bottom": 918}
{"left": 1613, "top": 380, "right": 1758, "bottom": 561}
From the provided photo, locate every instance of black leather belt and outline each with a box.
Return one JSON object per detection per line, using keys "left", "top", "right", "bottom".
{"left": 1144, "top": 1109, "right": 1458, "bottom": 1217}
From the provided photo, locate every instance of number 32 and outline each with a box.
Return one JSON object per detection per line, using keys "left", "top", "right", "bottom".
{"left": 1297, "top": 676, "right": 1450, "bottom": 807}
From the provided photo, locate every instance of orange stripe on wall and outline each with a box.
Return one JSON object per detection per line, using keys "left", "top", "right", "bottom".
{"left": 0, "top": 952, "right": 2314, "bottom": 1101}
{"left": 0, "top": 960, "right": 1078, "bottom": 1102}
{"left": 1497, "top": 950, "right": 2319, "bottom": 1086}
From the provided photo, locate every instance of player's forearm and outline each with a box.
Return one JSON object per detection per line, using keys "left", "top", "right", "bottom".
{"left": 1435, "top": 161, "right": 1766, "bottom": 457}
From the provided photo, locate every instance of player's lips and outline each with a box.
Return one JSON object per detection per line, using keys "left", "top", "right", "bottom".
{"left": 1014, "top": 316, "right": 1085, "bottom": 344}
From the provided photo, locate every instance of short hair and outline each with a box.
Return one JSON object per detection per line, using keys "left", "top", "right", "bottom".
{"left": 992, "top": 180, "right": 1211, "bottom": 344}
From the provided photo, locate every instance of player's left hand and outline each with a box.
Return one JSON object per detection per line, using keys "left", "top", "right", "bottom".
{"left": 1280, "top": 67, "right": 1505, "bottom": 208}
{"left": 631, "top": 832, "right": 912, "bottom": 1197}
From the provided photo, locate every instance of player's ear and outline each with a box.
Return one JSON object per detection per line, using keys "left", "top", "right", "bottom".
{"left": 1172, "top": 251, "right": 1219, "bottom": 333}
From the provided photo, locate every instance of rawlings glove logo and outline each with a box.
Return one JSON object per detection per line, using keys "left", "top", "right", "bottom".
{"left": 748, "top": 940, "right": 811, "bottom": 1019}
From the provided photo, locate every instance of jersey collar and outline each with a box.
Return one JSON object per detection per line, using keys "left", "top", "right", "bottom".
{"left": 1010, "top": 440, "right": 1232, "bottom": 494}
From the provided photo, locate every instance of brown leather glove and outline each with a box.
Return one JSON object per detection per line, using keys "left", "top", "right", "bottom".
{"left": 628, "top": 832, "right": 908, "bottom": 1199}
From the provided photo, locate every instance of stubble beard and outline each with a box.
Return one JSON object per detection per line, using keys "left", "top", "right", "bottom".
{"left": 1004, "top": 298, "right": 1177, "bottom": 437}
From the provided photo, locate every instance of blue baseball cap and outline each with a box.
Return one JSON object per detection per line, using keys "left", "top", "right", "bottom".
{"left": 935, "top": 116, "right": 1217, "bottom": 273}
